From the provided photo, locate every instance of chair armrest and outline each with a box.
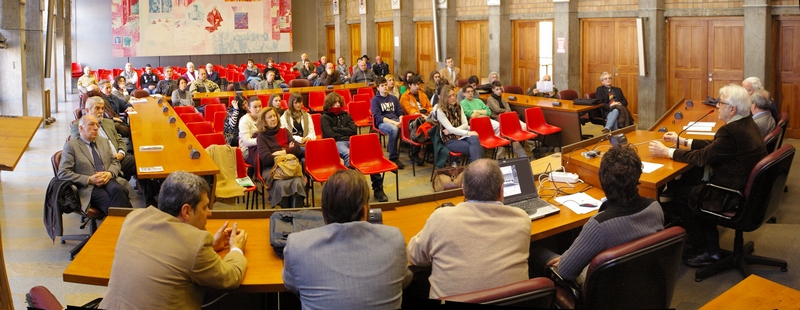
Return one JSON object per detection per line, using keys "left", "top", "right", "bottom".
{"left": 547, "top": 266, "right": 582, "bottom": 305}
{"left": 81, "top": 297, "right": 103, "bottom": 309}
{"left": 703, "top": 183, "right": 742, "bottom": 197}
{"left": 696, "top": 183, "right": 744, "bottom": 218}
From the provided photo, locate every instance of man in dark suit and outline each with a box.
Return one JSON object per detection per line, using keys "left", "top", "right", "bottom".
{"left": 58, "top": 114, "right": 132, "bottom": 215}
{"left": 595, "top": 72, "right": 632, "bottom": 133}
{"left": 649, "top": 84, "right": 767, "bottom": 267}
{"left": 70, "top": 96, "right": 136, "bottom": 181}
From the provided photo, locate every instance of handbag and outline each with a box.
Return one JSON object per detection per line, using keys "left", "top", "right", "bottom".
{"left": 270, "top": 154, "right": 303, "bottom": 180}
{"left": 432, "top": 166, "right": 466, "bottom": 192}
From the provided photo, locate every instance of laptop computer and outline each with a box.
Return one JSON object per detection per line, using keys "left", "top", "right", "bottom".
{"left": 498, "top": 157, "right": 561, "bottom": 220}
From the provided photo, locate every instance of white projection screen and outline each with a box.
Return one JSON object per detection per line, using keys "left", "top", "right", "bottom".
{"left": 111, "top": 0, "right": 293, "bottom": 57}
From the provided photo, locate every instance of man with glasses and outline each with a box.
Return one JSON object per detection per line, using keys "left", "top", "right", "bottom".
{"left": 526, "top": 74, "right": 560, "bottom": 99}
{"left": 596, "top": 72, "right": 632, "bottom": 134}
{"left": 648, "top": 84, "right": 767, "bottom": 267}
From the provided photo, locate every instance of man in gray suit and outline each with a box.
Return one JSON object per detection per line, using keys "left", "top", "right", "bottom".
{"left": 70, "top": 96, "right": 136, "bottom": 181}
{"left": 58, "top": 114, "right": 131, "bottom": 214}
{"left": 282, "top": 170, "right": 412, "bottom": 309}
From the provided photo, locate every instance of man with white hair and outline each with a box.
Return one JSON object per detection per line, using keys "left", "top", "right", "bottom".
{"left": 122, "top": 63, "right": 138, "bottom": 94}
{"left": 205, "top": 63, "right": 222, "bottom": 86}
{"left": 741, "top": 76, "right": 779, "bottom": 121}
{"left": 293, "top": 53, "right": 309, "bottom": 71}
{"left": 751, "top": 89, "right": 776, "bottom": 137}
{"left": 649, "top": 84, "right": 767, "bottom": 267}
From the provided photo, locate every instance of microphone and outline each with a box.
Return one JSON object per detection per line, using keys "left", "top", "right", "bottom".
{"left": 675, "top": 110, "right": 714, "bottom": 149}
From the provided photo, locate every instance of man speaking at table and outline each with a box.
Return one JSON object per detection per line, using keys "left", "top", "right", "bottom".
{"left": 649, "top": 84, "right": 766, "bottom": 267}
{"left": 99, "top": 171, "right": 248, "bottom": 309}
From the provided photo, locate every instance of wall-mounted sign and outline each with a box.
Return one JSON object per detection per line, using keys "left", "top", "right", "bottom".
{"left": 556, "top": 37, "right": 566, "bottom": 54}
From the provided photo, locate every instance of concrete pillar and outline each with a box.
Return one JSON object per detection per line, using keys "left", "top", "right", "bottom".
{"left": 393, "top": 1, "right": 414, "bottom": 75}
{"left": 360, "top": 0, "right": 376, "bottom": 60}
{"left": 488, "top": 3, "right": 511, "bottom": 83}
{"left": 26, "top": 0, "right": 44, "bottom": 117}
{"left": 436, "top": 2, "right": 457, "bottom": 67}
{"left": 553, "top": 0, "right": 580, "bottom": 92}
{"left": 334, "top": 0, "right": 350, "bottom": 64}
{"left": 316, "top": 0, "right": 327, "bottom": 59}
{"left": 0, "top": 0, "right": 25, "bottom": 115}
{"left": 743, "top": 0, "right": 772, "bottom": 88}
{"left": 63, "top": 0, "right": 73, "bottom": 101}
{"left": 637, "top": 0, "right": 666, "bottom": 129}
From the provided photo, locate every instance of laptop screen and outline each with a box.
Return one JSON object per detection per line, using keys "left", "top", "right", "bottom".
{"left": 498, "top": 157, "right": 539, "bottom": 203}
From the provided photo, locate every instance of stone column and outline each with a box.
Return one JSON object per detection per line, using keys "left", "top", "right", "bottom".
{"left": 488, "top": 3, "right": 511, "bottom": 82}
{"left": 334, "top": 0, "right": 350, "bottom": 64}
{"left": 360, "top": 0, "right": 376, "bottom": 60}
{"left": 436, "top": 1, "right": 457, "bottom": 67}
{"left": 26, "top": 0, "right": 44, "bottom": 117}
{"left": 63, "top": 0, "right": 73, "bottom": 101}
{"left": 393, "top": 1, "right": 414, "bottom": 75}
{"left": 553, "top": 0, "right": 579, "bottom": 92}
{"left": 637, "top": 0, "right": 666, "bottom": 129}
{"left": 743, "top": 0, "right": 771, "bottom": 87}
{"left": 316, "top": 0, "right": 327, "bottom": 60}
{"left": 0, "top": 0, "right": 26, "bottom": 115}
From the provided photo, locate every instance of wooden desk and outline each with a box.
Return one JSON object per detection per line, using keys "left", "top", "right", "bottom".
{"left": 496, "top": 94, "right": 602, "bottom": 146}
{"left": 64, "top": 181, "right": 603, "bottom": 292}
{"left": 128, "top": 98, "right": 219, "bottom": 179}
{"left": 700, "top": 275, "right": 800, "bottom": 309}
{"left": 564, "top": 129, "right": 693, "bottom": 198}
{"left": 0, "top": 116, "right": 43, "bottom": 171}
{"left": 649, "top": 99, "right": 724, "bottom": 140}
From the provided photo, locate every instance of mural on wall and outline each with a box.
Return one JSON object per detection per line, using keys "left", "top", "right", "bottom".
{"left": 111, "top": 0, "right": 293, "bottom": 57}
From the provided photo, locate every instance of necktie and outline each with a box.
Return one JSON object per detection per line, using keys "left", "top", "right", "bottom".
{"left": 450, "top": 68, "right": 455, "bottom": 83}
{"left": 608, "top": 87, "right": 615, "bottom": 103}
{"left": 90, "top": 142, "right": 105, "bottom": 172}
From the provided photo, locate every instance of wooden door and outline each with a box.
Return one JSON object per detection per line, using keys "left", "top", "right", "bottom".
{"left": 416, "top": 22, "right": 436, "bottom": 77}
{"left": 459, "top": 21, "right": 488, "bottom": 80}
{"left": 512, "top": 21, "right": 539, "bottom": 89}
{"left": 326, "top": 26, "right": 336, "bottom": 61}
{"left": 350, "top": 24, "right": 362, "bottom": 66}
{"left": 667, "top": 17, "right": 743, "bottom": 110}
{"left": 376, "top": 22, "right": 394, "bottom": 76}
{"left": 581, "top": 19, "right": 639, "bottom": 114}
{"left": 775, "top": 17, "right": 800, "bottom": 138}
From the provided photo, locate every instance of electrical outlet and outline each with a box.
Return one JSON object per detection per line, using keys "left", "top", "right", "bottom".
{"left": 550, "top": 171, "right": 579, "bottom": 183}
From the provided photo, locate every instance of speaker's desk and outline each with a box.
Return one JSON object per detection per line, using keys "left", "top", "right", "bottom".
{"left": 0, "top": 115, "right": 42, "bottom": 171}
{"left": 128, "top": 97, "right": 219, "bottom": 179}
{"left": 63, "top": 184, "right": 603, "bottom": 293}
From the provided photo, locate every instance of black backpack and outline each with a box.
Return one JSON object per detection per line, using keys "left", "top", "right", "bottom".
{"left": 269, "top": 210, "right": 326, "bottom": 259}
{"left": 408, "top": 117, "right": 431, "bottom": 144}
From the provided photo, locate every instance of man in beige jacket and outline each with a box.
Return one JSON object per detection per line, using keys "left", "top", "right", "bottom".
{"left": 100, "top": 171, "right": 248, "bottom": 309}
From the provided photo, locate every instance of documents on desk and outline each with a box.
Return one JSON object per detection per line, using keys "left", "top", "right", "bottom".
{"left": 555, "top": 193, "right": 602, "bottom": 215}
{"left": 641, "top": 162, "right": 664, "bottom": 174}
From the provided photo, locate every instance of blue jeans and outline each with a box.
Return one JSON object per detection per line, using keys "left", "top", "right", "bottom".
{"left": 605, "top": 109, "right": 620, "bottom": 131}
{"left": 445, "top": 136, "right": 483, "bottom": 163}
{"left": 378, "top": 122, "right": 400, "bottom": 160}
{"left": 145, "top": 87, "right": 156, "bottom": 94}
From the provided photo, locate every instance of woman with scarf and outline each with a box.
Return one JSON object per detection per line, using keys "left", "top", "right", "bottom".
{"left": 256, "top": 106, "right": 305, "bottom": 208}
{"left": 435, "top": 85, "right": 483, "bottom": 163}
{"left": 280, "top": 92, "right": 316, "bottom": 158}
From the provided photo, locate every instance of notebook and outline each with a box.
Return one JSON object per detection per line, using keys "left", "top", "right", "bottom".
{"left": 498, "top": 157, "right": 561, "bottom": 220}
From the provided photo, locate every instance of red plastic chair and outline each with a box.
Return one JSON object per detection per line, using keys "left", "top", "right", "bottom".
{"left": 173, "top": 106, "right": 195, "bottom": 115}
{"left": 311, "top": 113, "right": 323, "bottom": 140}
{"left": 499, "top": 112, "right": 537, "bottom": 157}
{"left": 235, "top": 148, "right": 260, "bottom": 210}
{"left": 71, "top": 63, "right": 82, "bottom": 78}
{"left": 196, "top": 132, "right": 226, "bottom": 149}
{"left": 204, "top": 103, "right": 226, "bottom": 123}
{"left": 186, "top": 121, "right": 214, "bottom": 135}
{"left": 308, "top": 91, "right": 326, "bottom": 112}
{"left": 214, "top": 111, "right": 227, "bottom": 133}
{"left": 357, "top": 87, "right": 375, "bottom": 100}
{"left": 281, "top": 100, "right": 289, "bottom": 110}
{"left": 282, "top": 92, "right": 291, "bottom": 102}
{"left": 524, "top": 107, "right": 562, "bottom": 150}
{"left": 349, "top": 100, "right": 372, "bottom": 134}
{"left": 401, "top": 115, "right": 432, "bottom": 176}
{"left": 334, "top": 89, "right": 352, "bottom": 109}
{"left": 304, "top": 138, "right": 348, "bottom": 208}
{"left": 353, "top": 94, "right": 370, "bottom": 106}
{"left": 470, "top": 116, "right": 511, "bottom": 159}
{"left": 200, "top": 97, "right": 221, "bottom": 107}
{"left": 349, "top": 133, "right": 400, "bottom": 201}
{"left": 179, "top": 112, "right": 204, "bottom": 123}
{"left": 257, "top": 94, "right": 271, "bottom": 106}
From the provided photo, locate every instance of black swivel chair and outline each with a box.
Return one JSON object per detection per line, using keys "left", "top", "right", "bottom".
{"left": 692, "top": 144, "right": 795, "bottom": 282}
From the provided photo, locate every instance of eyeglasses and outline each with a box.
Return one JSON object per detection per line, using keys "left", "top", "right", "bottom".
{"left": 466, "top": 90, "right": 474, "bottom": 94}
{"left": 602, "top": 77, "right": 613, "bottom": 81}
{"left": 717, "top": 101, "right": 730, "bottom": 107}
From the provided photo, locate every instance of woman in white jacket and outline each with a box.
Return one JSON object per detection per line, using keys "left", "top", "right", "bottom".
{"left": 280, "top": 92, "right": 315, "bottom": 159}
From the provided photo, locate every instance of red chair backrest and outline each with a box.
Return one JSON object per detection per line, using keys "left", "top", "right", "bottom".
{"left": 281, "top": 100, "right": 289, "bottom": 110}
{"left": 71, "top": 62, "right": 82, "bottom": 74}
{"left": 204, "top": 104, "right": 226, "bottom": 123}
{"left": 304, "top": 138, "right": 347, "bottom": 179}
{"left": 400, "top": 114, "right": 422, "bottom": 143}
{"left": 311, "top": 113, "right": 323, "bottom": 140}
{"left": 499, "top": 112, "right": 525, "bottom": 136}
{"left": 349, "top": 101, "right": 371, "bottom": 126}
{"left": 174, "top": 106, "right": 195, "bottom": 115}
{"left": 558, "top": 89, "right": 579, "bottom": 101}
{"left": 525, "top": 107, "right": 547, "bottom": 130}
{"left": 470, "top": 116, "right": 498, "bottom": 139}
{"left": 309, "top": 91, "right": 326, "bottom": 112}
{"left": 200, "top": 97, "right": 221, "bottom": 107}
{"left": 196, "top": 133, "right": 227, "bottom": 149}
{"left": 282, "top": 92, "right": 291, "bottom": 102}
{"left": 504, "top": 85, "right": 524, "bottom": 95}
{"left": 334, "top": 89, "right": 353, "bottom": 108}
{"left": 349, "top": 133, "right": 387, "bottom": 164}
{"left": 357, "top": 87, "right": 375, "bottom": 99}
{"left": 186, "top": 121, "right": 214, "bottom": 135}
{"left": 235, "top": 147, "right": 249, "bottom": 178}
{"left": 179, "top": 112, "right": 204, "bottom": 123}
{"left": 353, "top": 94, "right": 370, "bottom": 104}
{"left": 214, "top": 111, "right": 227, "bottom": 133}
